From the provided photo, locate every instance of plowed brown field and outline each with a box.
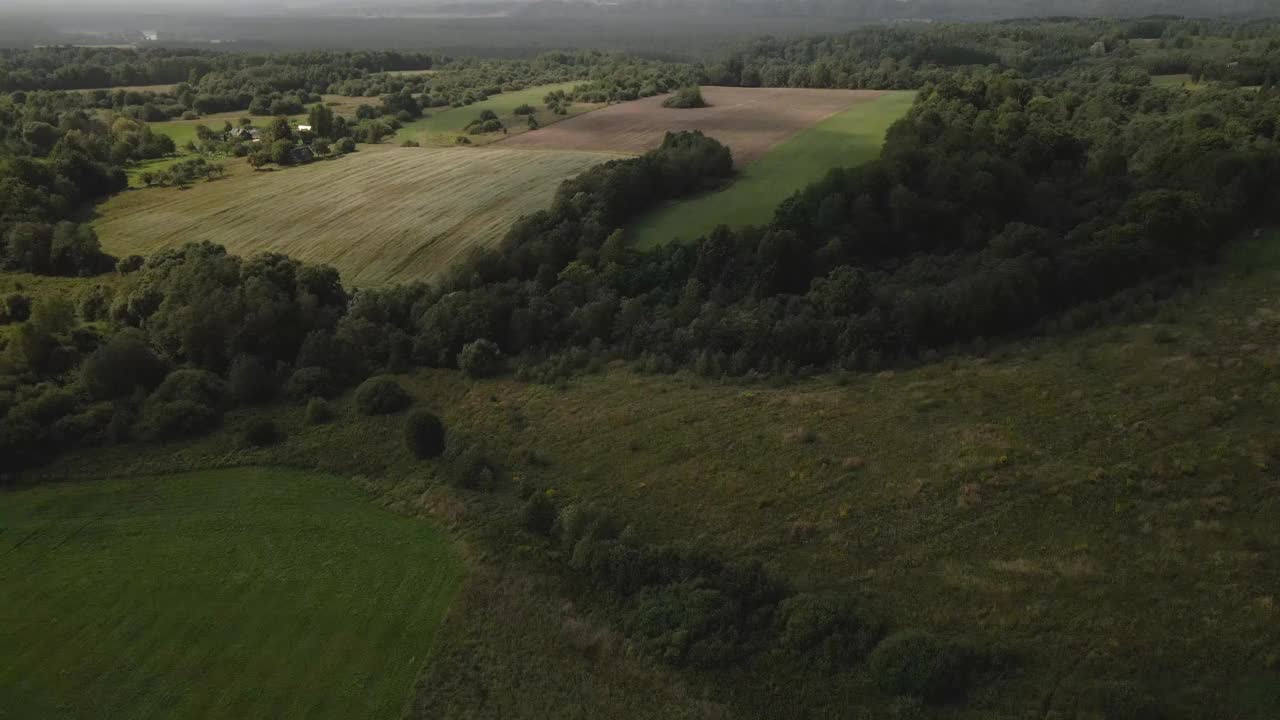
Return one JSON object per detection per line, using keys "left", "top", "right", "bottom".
{"left": 499, "top": 86, "right": 885, "bottom": 165}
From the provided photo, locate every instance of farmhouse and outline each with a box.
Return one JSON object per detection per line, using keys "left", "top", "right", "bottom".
{"left": 289, "top": 146, "right": 315, "bottom": 164}
{"left": 228, "top": 127, "right": 263, "bottom": 142}
{"left": 297, "top": 124, "right": 312, "bottom": 132}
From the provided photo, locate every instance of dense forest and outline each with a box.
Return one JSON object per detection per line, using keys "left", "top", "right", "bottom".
{"left": 3, "top": 17, "right": 1280, "bottom": 475}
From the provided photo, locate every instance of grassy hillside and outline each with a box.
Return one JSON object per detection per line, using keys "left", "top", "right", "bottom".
{"left": 395, "top": 82, "right": 599, "bottom": 146}
{"left": 93, "top": 145, "right": 619, "bottom": 287}
{"left": 0, "top": 467, "right": 463, "bottom": 720}
{"left": 44, "top": 233, "right": 1280, "bottom": 718}
{"left": 630, "top": 91, "right": 915, "bottom": 248}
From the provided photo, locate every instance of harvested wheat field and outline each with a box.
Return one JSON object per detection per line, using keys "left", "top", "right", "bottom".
{"left": 95, "top": 145, "right": 620, "bottom": 287}
{"left": 500, "top": 86, "right": 885, "bottom": 165}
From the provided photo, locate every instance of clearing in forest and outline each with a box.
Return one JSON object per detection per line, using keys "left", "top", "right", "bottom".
{"left": 395, "top": 81, "right": 600, "bottom": 146}
{"left": 0, "top": 467, "right": 463, "bottom": 720}
{"left": 631, "top": 91, "right": 916, "bottom": 247}
{"left": 94, "top": 145, "right": 620, "bottom": 287}
{"left": 499, "top": 86, "right": 886, "bottom": 165}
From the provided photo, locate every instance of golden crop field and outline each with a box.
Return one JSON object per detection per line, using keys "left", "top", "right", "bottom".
{"left": 94, "top": 145, "right": 621, "bottom": 287}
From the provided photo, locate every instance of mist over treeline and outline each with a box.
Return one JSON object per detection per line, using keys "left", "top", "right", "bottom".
{"left": 1, "top": 0, "right": 1274, "bottom": 53}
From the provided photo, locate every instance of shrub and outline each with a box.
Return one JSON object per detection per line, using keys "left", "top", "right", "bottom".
{"left": 442, "top": 435, "right": 498, "bottom": 490}
{"left": 116, "top": 255, "right": 145, "bottom": 273}
{"left": 628, "top": 580, "right": 746, "bottom": 668}
{"left": 521, "top": 491, "right": 558, "bottom": 535}
{"left": 512, "top": 103, "right": 535, "bottom": 115}
{"left": 775, "top": 592, "right": 882, "bottom": 669}
{"left": 335, "top": 137, "right": 356, "bottom": 153}
{"left": 868, "top": 630, "right": 983, "bottom": 703}
{"left": 242, "top": 419, "right": 284, "bottom": 447}
{"left": 404, "top": 408, "right": 446, "bottom": 458}
{"left": 228, "top": 355, "right": 274, "bottom": 405}
{"left": 354, "top": 376, "right": 411, "bottom": 415}
{"left": 4, "top": 293, "right": 32, "bottom": 323}
{"left": 285, "top": 366, "right": 336, "bottom": 401}
{"left": 663, "top": 86, "right": 706, "bottom": 109}
{"left": 79, "top": 328, "right": 167, "bottom": 400}
{"left": 137, "top": 369, "right": 229, "bottom": 441}
{"left": 305, "top": 396, "right": 334, "bottom": 424}
{"left": 77, "top": 284, "right": 113, "bottom": 321}
{"left": 457, "top": 338, "right": 501, "bottom": 378}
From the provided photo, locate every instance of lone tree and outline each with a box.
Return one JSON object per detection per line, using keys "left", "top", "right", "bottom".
{"left": 663, "top": 86, "right": 707, "bottom": 109}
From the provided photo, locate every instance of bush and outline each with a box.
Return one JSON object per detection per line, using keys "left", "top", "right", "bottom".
{"left": 77, "top": 284, "right": 113, "bottom": 321}
{"left": 79, "top": 328, "right": 167, "bottom": 400}
{"left": 868, "top": 630, "right": 983, "bottom": 703}
{"left": 775, "top": 593, "right": 882, "bottom": 669}
{"left": 305, "top": 396, "right": 334, "bottom": 424}
{"left": 628, "top": 580, "right": 746, "bottom": 668}
{"left": 116, "top": 255, "right": 145, "bottom": 273}
{"left": 335, "top": 137, "right": 356, "bottom": 153}
{"left": 228, "top": 355, "right": 274, "bottom": 405}
{"left": 4, "top": 293, "right": 32, "bottom": 323}
{"left": 285, "top": 366, "right": 336, "bottom": 401}
{"left": 521, "top": 491, "right": 558, "bottom": 535}
{"left": 458, "top": 338, "right": 501, "bottom": 378}
{"left": 512, "top": 103, "right": 536, "bottom": 115}
{"left": 404, "top": 408, "right": 446, "bottom": 458}
{"left": 137, "top": 369, "right": 229, "bottom": 440}
{"left": 242, "top": 419, "right": 284, "bottom": 447}
{"left": 663, "top": 86, "right": 707, "bottom": 109}
{"left": 354, "top": 376, "right": 411, "bottom": 415}
{"left": 442, "top": 435, "right": 498, "bottom": 490}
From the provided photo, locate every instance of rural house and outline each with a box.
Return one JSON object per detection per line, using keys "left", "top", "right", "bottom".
{"left": 289, "top": 145, "right": 315, "bottom": 164}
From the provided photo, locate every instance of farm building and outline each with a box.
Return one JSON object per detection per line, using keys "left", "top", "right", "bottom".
{"left": 289, "top": 146, "right": 315, "bottom": 164}
{"left": 228, "top": 127, "right": 262, "bottom": 142}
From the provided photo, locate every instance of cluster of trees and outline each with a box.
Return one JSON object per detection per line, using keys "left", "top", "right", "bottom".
{"left": 0, "top": 93, "right": 177, "bottom": 275}
{"left": 399, "top": 69, "right": 1276, "bottom": 375}
{"left": 543, "top": 89, "right": 572, "bottom": 115}
{"left": 0, "top": 244, "right": 351, "bottom": 469}
{"left": 464, "top": 109, "right": 506, "bottom": 135}
{"left": 137, "top": 157, "right": 225, "bottom": 187}
{"left": 662, "top": 86, "right": 706, "bottom": 108}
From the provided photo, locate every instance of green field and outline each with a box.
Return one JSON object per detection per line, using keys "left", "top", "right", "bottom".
{"left": 149, "top": 114, "right": 304, "bottom": 148}
{"left": 630, "top": 91, "right": 914, "bottom": 248}
{"left": 0, "top": 467, "right": 463, "bottom": 720}
{"left": 395, "top": 82, "right": 596, "bottom": 145}
{"left": 1152, "top": 73, "right": 1208, "bottom": 91}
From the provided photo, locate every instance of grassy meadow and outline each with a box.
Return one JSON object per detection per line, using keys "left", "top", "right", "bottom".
{"left": 395, "top": 82, "right": 599, "bottom": 146}
{"left": 148, "top": 113, "right": 305, "bottom": 148}
{"left": 630, "top": 91, "right": 915, "bottom": 248}
{"left": 43, "top": 232, "right": 1280, "bottom": 718}
{"left": 0, "top": 467, "right": 463, "bottom": 720}
{"left": 1151, "top": 73, "right": 1209, "bottom": 91}
{"left": 94, "top": 145, "right": 619, "bottom": 287}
